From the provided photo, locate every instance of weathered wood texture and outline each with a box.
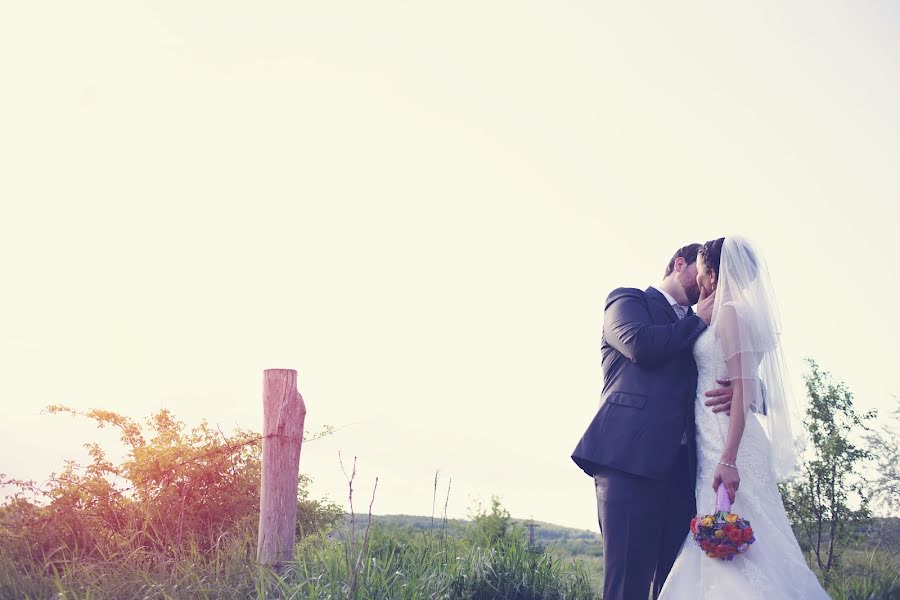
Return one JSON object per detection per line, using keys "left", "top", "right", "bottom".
{"left": 257, "top": 369, "right": 307, "bottom": 566}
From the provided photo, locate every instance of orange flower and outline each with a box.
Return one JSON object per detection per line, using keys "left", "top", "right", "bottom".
{"left": 690, "top": 517, "right": 700, "bottom": 534}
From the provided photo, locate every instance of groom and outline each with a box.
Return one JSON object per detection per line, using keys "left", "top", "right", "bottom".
{"left": 571, "top": 243, "right": 734, "bottom": 600}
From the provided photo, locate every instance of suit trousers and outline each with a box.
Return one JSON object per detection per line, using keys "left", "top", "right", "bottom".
{"left": 593, "top": 446, "right": 695, "bottom": 600}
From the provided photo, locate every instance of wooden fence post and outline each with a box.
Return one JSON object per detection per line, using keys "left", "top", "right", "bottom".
{"left": 257, "top": 368, "right": 307, "bottom": 567}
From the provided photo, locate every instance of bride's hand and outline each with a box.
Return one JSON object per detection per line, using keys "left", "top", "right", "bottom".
{"left": 696, "top": 290, "right": 716, "bottom": 325}
{"left": 712, "top": 463, "right": 740, "bottom": 503}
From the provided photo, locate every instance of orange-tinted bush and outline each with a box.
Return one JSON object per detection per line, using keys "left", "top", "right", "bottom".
{"left": 0, "top": 406, "right": 341, "bottom": 565}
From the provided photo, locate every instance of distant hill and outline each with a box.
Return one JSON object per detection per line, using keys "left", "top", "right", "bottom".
{"left": 343, "top": 514, "right": 900, "bottom": 559}
{"left": 340, "top": 513, "right": 603, "bottom": 558}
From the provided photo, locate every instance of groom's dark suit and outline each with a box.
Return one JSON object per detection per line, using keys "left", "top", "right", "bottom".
{"left": 571, "top": 287, "right": 707, "bottom": 600}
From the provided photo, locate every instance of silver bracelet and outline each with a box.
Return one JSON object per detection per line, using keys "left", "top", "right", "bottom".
{"left": 718, "top": 460, "right": 738, "bottom": 469}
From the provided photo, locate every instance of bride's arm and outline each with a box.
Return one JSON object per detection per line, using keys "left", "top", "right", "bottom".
{"left": 719, "top": 386, "right": 746, "bottom": 466}
{"left": 712, "top": 306, "right": 760, "bottom": 502}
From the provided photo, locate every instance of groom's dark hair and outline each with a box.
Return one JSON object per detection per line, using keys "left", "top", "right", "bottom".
{"left": 664, "top": 243, "right": 701, "bottom": 277}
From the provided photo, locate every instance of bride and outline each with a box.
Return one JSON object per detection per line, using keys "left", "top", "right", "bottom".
{"left": 658, "top": 236, "right": 829, "bottom": 599}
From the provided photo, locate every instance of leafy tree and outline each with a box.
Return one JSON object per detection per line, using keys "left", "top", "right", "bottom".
{"left": 865, "top": 395, "right": 900, "bottom": 517}
{"left": 779, "top": 359, "right": 876, "bottom": 576}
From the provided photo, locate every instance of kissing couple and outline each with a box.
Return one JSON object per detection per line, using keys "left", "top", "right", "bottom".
{"left": 571, "top": 236, "right": 830, "bottom": 599}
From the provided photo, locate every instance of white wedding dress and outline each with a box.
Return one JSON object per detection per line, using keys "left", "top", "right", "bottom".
{"left": 658, "top": 327, "right": 829, "bottom": 599}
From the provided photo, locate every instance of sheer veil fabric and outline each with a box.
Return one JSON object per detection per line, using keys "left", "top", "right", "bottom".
{"left": 712, "top": 235, "right": 801, "bottom": 482}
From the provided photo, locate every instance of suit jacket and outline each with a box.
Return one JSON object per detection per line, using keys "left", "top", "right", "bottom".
{"left": 571, "top": 286, "right": 707, "bottom": 481}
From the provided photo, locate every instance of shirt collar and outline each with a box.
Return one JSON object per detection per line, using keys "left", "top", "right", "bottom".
{"left": 651, "top": 285, "right": 680, "bottom": 308}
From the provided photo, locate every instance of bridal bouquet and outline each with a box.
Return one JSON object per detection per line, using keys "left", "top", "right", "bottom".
{"left": 690, "top": 484, "right": 755, "bottom": 561}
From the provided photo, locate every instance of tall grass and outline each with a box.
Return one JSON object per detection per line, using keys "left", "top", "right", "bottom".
{"left": 4, "top": 520, "right": 898, "bottom": 599}
{"left": 0, "top": 524, "right": 595, "bottom": 599}
{"left": 0, "top": 462, "right": 595, "bottom": 600}
{"left": 818, "top": 548, "right": 900, "bottom": 600}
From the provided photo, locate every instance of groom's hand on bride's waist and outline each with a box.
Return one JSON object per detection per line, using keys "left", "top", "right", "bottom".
{"left": 704, "top": 378, "right": 733, "bottom": 415}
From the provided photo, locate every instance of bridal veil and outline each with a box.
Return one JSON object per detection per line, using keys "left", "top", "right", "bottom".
{"left": 711, "top": 235, "right": 800, "bottom": 482}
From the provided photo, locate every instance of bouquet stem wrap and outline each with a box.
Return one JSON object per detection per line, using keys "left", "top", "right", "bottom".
{"left": 715, "top": 483, "right": 732, "bottom": 513}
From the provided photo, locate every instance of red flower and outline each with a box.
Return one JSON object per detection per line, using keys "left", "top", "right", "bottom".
{"left": 723, "top": 524, "right": 743, "bottom": 544}
{"left": 690, "top": 517, "right": 700, "bottom": 534}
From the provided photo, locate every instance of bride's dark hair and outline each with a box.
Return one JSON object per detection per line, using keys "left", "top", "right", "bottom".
{"left": 700, "top": 237, "right": 760, "bottom": 281}
{"left": 698, "top": 238, "right": 725, "bottom": 276}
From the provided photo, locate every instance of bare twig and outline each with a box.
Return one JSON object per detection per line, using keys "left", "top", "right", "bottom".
{"left": 349, "top": 476, "right": 379, "bottom": 600}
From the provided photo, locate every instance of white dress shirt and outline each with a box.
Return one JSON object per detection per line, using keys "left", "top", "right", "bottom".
{"left": 651, "top": 285, "right": 689, "bottom": 319}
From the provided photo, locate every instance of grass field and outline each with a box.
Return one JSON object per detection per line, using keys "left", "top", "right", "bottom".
{"left": 2, "top": 515, "right": 898, "bottom": 598}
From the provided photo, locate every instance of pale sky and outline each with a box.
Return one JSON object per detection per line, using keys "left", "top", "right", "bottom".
{"left": 2, "top": 2, "right": 898, "bottom": 533}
